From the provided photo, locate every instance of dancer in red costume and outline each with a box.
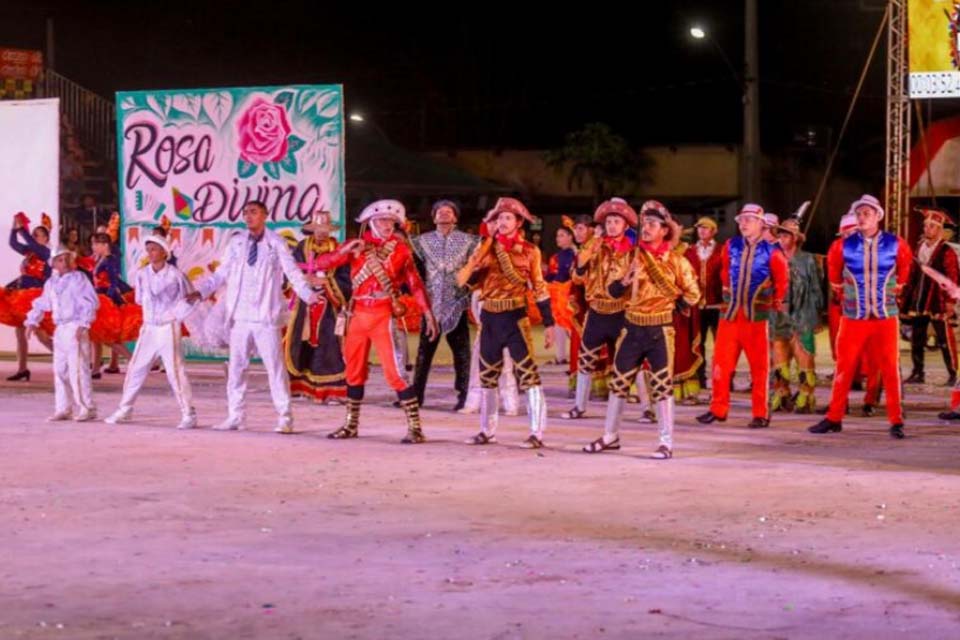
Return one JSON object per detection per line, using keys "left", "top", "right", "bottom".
{"left": 809, "top": 195, "right": 913, "bottom": 439}
{"left": 2, "top": 212, "right": 54, "bottom": 381}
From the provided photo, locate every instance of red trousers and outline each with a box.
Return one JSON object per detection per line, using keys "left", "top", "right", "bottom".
{"left": 859, "top": 345, "right": 884, "bottom": 406}
{"left": 569, "top": 329, "right": 581, "bottom": 376}
{"left": 832, "top": 307, "right": 883, "bottom": 405}
{"left": 828, "top": 303, "right": 841, "bottom": 361}
{"left": 827, "top": 317, "right": 902, "bottom": 424}
{"left": 709, "top": 317, "right": 770, "bottom": 419}
{"left": 343, "top": 301, "right": 409, "bottom": 391}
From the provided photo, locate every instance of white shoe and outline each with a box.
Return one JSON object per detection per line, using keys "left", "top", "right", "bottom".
{"left": 213, "top": 417, "right": 243, "bottom": 431}
{"left": 104, "top": 408, "right": 133, "bottom": 425}
{"left": 457, "top": 405, "right": 479, "bottom": 414}
{"left": 74, "top": 409, "right": 97, "bottom": 422}
{"left": 176, "top": 414, "right": 198, "bottom": 430}
{"left": 274, "top": 417, "right": 294, "bottom": 434}
{"left": 47, "top": 411, "right": 72, "bottom": 422}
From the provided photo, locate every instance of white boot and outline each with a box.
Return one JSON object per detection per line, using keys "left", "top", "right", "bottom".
{"left": 562, "top": 371, "right": 591, "bottom": 419}
{"left": 47, "top": 410, "right": 72, "bottom": 422}
{"left": 458, "top": 388, "right": 481, "bottom": 414}
{"left": 176, "top": 410, "right": 198, "bottom": 430}
{"left": 501, "top": 385, "right": 520, "bottom": 416}
{"left": 213, "top": 415, "right": 243, "bottom": 431}
{"left": 104, "top": 407, "right": 133, "bottom": 425}
{"left": 467, "top": 388, "right": 499, "bottom": 444}
{"left": 652, "top": 397, "right": 675, "bottom": 459}
{"left": 274, "top": 414, "right": 294, "bottom": 434}
{"left": 521, "top": 386, "right": 547, "bottom": 448}
{"left": 74, "top": 408, "right": 97, "bottom": 422}
{"left": 500, "top": 349, "right": 520, "bottom": 416}
{"left": 584, "top": 394, "right": 625, "bottom": 452}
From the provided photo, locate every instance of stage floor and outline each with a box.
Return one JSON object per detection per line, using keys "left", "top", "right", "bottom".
{"left": 1, "top": 350, "right": 959, "bottom": 639}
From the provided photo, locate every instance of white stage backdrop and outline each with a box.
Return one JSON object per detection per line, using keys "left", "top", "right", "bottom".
{"left": 0, "top": 98, "right": 59, "bottom": 354}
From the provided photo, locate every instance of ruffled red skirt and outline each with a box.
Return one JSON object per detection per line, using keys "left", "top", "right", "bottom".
{"left": 548, "top": 281, "right": 575, "bottom": 332}
{"left": 89, "top": 293, "right": 143, "bottom": 344}
{"left": 0, "top": 287, "right": 55, "bottom": 334}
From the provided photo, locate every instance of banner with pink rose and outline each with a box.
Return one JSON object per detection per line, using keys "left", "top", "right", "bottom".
{"left": 115, "top": 83, "right": 343, "bottom": 285}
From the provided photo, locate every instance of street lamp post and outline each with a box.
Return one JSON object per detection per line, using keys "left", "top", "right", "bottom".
{"left": 689, "top": 0, "right": 760, "bottom": 204}
{"left": 743, "top": 0, "right": 760, "bottom": 204}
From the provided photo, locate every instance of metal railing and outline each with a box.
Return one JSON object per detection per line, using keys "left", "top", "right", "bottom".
{"left": 41, "top": 68, "right": 115, "bottom": 164}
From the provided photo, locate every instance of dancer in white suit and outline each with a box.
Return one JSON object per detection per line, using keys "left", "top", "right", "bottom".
{"left": 105, "top": 235, "right": 198, "bottom": 429}
{"left": 25, "top": 245, "right": 99, "bottom": 421}
{"left": 187, "top": 201, "right": 318, "bottom": 433}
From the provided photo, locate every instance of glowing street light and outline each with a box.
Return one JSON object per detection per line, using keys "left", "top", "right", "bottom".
{"left": 687, "top": 1, "right": 760, "bottom": 202}
{"left": 349, "top": 113, "right": 365, "bottom": 123}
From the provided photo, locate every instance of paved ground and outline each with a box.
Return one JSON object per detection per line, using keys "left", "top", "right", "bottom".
{"left": 1, "top": 332, "right": 959, "bottom": 639}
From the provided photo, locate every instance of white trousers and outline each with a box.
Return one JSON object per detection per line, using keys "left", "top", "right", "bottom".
{"left": 53, "top": 322, "right": 95, "bottom": 415}
{"left": 553, "top": 327, "right": 569, "bottom": 362}
{"left": 227, "top": 321, "right": 291, "bottom": 423}
{"left": 118, "top": 322, "right": 194, "bottom": 418}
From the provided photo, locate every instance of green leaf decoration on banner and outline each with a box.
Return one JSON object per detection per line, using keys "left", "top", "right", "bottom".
{"left": 287, "top": 135, "right": 305, "bottom": 153}
{"left": 238, "top": 158, "right": 257, "bottom": 179}
{"left": 274, "top": 91, "right": 294, "bottom": 110}
{"left": 202, "top": 92, "right": 234, "bottom": 130}
{"left": 279, "top": 153, "right": 298, "bottom": 175}
{"left": 263, "top": 161, "right": 281, "bottom": 180}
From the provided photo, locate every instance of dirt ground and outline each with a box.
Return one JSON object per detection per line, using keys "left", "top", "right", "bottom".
{"left": 1, "top": 334, "right": 960, "bottom": 639}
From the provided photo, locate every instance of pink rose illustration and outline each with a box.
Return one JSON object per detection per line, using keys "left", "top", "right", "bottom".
{"left": 236, "top": 98, "right": 292, "bottom": 164}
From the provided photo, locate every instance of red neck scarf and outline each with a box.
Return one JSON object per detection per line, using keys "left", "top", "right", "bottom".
{"left": 639, "top": 240, "right": 670, "bottom": 258}
{"left": 496, "top": 232, "right": 521, "bottom": 252}
{"left": 604, "top": 235, "right": 632, "bottom": 254}
{"left": 362, "top": 230, "right": 390, "bottom": 246}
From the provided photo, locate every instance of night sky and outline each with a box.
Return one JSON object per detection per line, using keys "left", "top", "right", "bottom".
{"left": 1, "top": 1, "right": 911, "bottom": 178}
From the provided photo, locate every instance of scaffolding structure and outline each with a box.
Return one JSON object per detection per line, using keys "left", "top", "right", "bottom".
{"left": 885, "top": 0, "right": 910, "bottom": 237}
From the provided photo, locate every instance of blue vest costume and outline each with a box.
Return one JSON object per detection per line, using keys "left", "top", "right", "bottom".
{"left": 723, "top": 237, "right": 778, "bottom": 322}
{"left": 840, "top": 231, "right": 901, "bottom": 320}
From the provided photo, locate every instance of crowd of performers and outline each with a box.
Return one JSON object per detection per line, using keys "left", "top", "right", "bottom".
{"left": 4, "top": 192, "right": 960, "bottom": 458}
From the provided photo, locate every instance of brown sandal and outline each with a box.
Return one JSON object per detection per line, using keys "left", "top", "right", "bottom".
{"left": 466, "top": 432, "right": 497, "bottom": 445}
{"left": 521, "top": 435, "right": 545, "bottom": 449}
{"left": 582, "top": 436, "right": 620, "bottom": 453}
{"left": 327, "top": 425, "right": 358, "bottom": 439}
{"left": 401, "top": 427, "right": 426, "bottom": 444}
{"left": 650, "top": 445, "right": 673, "bottom": 460}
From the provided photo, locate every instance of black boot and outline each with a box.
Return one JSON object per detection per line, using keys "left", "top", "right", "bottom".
{"left": 889, "top": 423, "right": 905, "bottom": 439}
{"left": 411, "top": 326, "right": 434, "bottom": 410}
{"left": 6, "top": 369, "right": 30, "bottom": 381}
{"left": 696, "top": 411, "right": 726, "bottom": 424}
{"left": 904, "top": 370, "right": 924, "bottom": 384}
{"left": 808, "top": 418, "right": 842, "bottom": 434}
{"left": 938, "top": 410, "right": 960, "bottom": 420}
{"left": 747, "top": 417, "right": 769, "bottom": 429}
{"left": 451, "top": 328, "right": 472, "bottom": 411}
